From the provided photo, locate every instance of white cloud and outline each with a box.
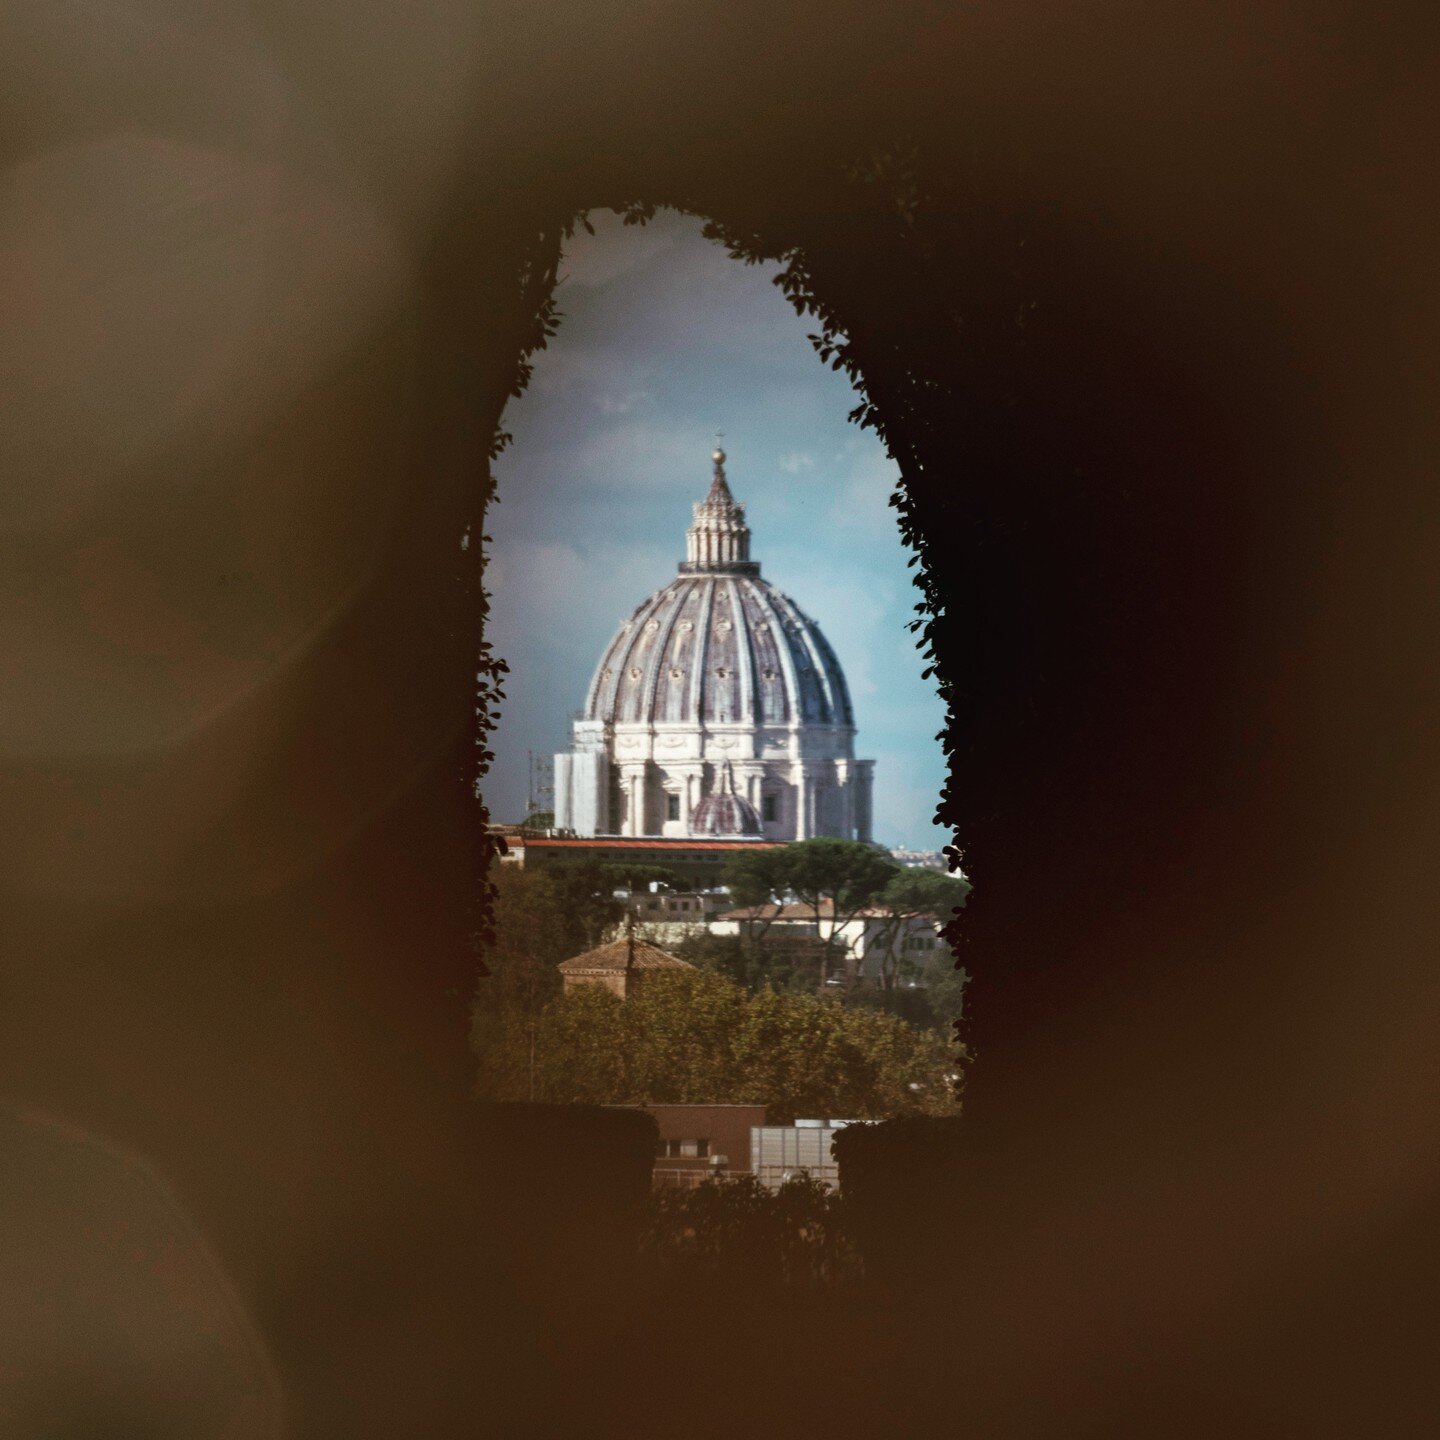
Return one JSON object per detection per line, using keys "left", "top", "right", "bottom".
{"left": 596, "top": 388, "right": 651, "bottom": 415}
{"left": 828, "top": 445, "right": 903, "bottom": 536}
{"left": 778, "top": 452, "right": 814, "bottom": 474}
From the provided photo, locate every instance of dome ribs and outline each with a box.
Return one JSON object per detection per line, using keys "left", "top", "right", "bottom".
{"left": 808, "top": 623, "right": 855, "bottom": 727}
{"left": 582, "top": 583, "right": 850, "bottom": 734}
{"left": 641, "top": 580, "right": 693, "bottom": 727}
{"left": 767, "top": 587, "right": 838, "bottom": 726}
{"left": 687, "top": 573, "right": 716, "bottom": 731}
{"left": 702, "top": 581, "right": 742, "bottom": 726}
{"left": 726, "top": 579, "right": 760, "bottom": 729}
{"left": 662, "top": 584, "right": 701, "bottom": 725}
{"left": 739, "top": 578, "right": 794, "bottom": 727}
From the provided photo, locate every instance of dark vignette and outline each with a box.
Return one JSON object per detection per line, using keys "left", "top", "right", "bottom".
{"left": 1, "top": 3, "right": 1435, "bottom": 1436}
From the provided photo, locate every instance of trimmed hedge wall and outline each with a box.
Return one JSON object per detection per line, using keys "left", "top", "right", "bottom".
{"left": 832, "top": 1114, "right": 967, "bottom": 1290}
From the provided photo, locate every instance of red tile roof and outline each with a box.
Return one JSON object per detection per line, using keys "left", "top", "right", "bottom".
{"left": 557, "top": 938, "right": 696, "bottom": 974}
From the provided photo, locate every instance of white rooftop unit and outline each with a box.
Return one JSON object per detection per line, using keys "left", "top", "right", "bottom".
{"left": 749, "top": 1122, "right": 871, "bottom": 1192}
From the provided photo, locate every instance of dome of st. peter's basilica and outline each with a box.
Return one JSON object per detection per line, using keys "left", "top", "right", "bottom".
{"left": 553, "top": 449, "right": 874, "bottom": 843}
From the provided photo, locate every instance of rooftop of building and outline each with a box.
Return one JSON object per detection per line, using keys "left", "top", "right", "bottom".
{"left": 718, "top": 900, "right": 945, "bottom": 922}
{"left": 556, "top": 937, "right": 696, "bottom": 975}
{"left": 718, "top": 900, "right": 837, "bottom": 921}
{"left": 503, "top": 834, "right": 784, "bottom": 853}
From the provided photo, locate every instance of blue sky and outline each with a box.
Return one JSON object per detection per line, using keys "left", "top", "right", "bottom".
{"left": 485, "top": 209, "right": 949, "bottom": 851}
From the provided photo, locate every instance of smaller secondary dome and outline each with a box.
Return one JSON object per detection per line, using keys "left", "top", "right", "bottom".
{"left": 691, "top": 764, "right": 762, "bottom": 837}
{"left": 712, "top": 446, "right": 726, "bottom": 464}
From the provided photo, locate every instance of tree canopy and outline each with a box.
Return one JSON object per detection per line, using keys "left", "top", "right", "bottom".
{"left": 879, "top": 866, "right": 971, "bottom": 917}
{"left": 722, "top": 837, "right": 901, "bottom": 989}
{"left": 479, "top": 968, "right": 960, "bottom": 1122}
{"left": 870, "top": 867, "right": 970, "bottom": 993}
{"left": 724, "top": 838, "right": 897, "bottom": 917}
{"left": 472, "top": 854, "right": 969, "bottom": 1107}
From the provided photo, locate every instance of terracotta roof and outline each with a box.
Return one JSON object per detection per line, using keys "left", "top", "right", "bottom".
{"left": 557, "top": 938, "right": 696, "bottom": 975}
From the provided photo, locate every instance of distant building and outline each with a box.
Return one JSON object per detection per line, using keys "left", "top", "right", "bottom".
{"left": 630, "top": 1106, "right": 871, "bottom": 1192}
{"left": 889, "top": 849, "right": 948, "bottom": 870}
{"left": 497, "top": 832, "right": 785, "bottom": 888}
{"left": 712, "top": 901, "right": 946, "bottom": 984}
{"left": 709, "top": 900, "right": 826, "bottom": 941}
{"left": 750, "top": 1119, "right": 870, "bottom": 1192}
{"left": 557, "top": 935, "right": 694, "bottom": 1000}
{"left": 610, "top": 887, "right": 732, "bottom": 947}
{"left": 553, "top": 449, "right": 874, "bottom": 843}
{"left": 638, "top": 1104, "right": 768, "bottom": 1189}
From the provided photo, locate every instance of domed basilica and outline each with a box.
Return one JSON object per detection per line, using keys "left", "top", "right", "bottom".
{"left": 553, "top": 449, "right": 874, "bottom": 842}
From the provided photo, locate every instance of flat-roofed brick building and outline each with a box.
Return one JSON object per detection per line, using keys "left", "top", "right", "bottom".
{"left": 638, "top": 1104, "right": 767, "bottom": 1188}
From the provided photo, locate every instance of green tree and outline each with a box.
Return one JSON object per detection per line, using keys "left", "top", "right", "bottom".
{"left": 723, "top": 839, "right": 899, "bottom": 991}
{"left": 624, "top": 968, "right": 749, "bottom": 1104}
{"left": 785, "top": 838, "right": 898, "bottom": 990}
{"left": 544, "top": 859, "right": 627, "bottom": 947}
{"left": 598, "top": 862, "right": 685, "bottom": 893}
{"left": 486, "top": 968, "right": 960, "bottom": 1121}
{"left": 472, "top": 860, "right": 699, "bottom": 1096}
{"left": 476, "top": 865, "right": 572, "bottom": 1012}
{"left": 642, "top": 1172, "right": 856, "bottom": 1290}
{"left": 718, "top": 847, "right": 790, "bottom": 956}
{"left": 674, "top": 929, "right": 815, "bottom": 995}
{"left": 918, "top": 954, "right": 969, "bottom": 1033}
{"left": 527, "top": 982, "right": 629, "bottom": 1103}
{"left": 471, "top": 864, "right": 574, "bottom": 1100}
{"left": 869, "top": 867, "right": 970, "bottom": 996}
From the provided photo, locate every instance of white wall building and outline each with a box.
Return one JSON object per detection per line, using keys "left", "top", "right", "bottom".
{"left": 604, "top": 887, "right": 733, "bottom": 948}
{"left": 554, "top": 448, "right": 875, "bottom": 842}
{"left": 711, "top": 901, "right": 945, "bottom": 983}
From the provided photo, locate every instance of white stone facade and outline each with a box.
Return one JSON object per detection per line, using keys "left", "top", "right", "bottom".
{"left": 554, "top": 450, "right": 875, "bottom": 842}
